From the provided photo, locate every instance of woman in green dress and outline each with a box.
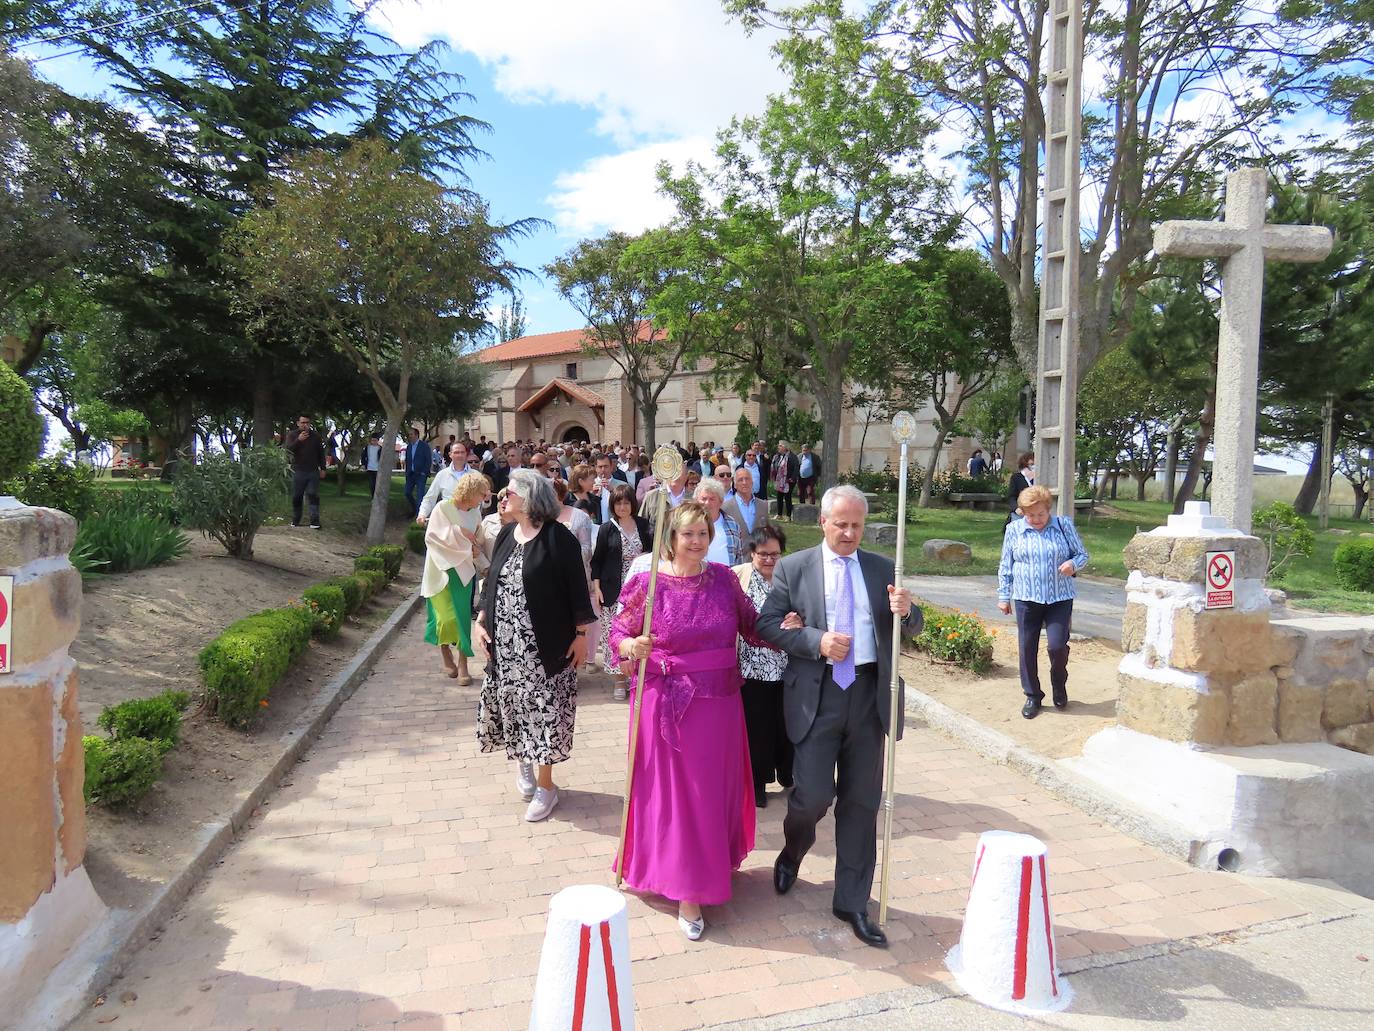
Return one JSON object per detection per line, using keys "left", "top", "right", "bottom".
{"left": 423, "top": 470, "right": 490, "bottom": 685}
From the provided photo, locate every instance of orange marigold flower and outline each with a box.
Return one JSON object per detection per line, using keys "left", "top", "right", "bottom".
{"left": 259, "top": 700, "right": 269, "bottom": 708}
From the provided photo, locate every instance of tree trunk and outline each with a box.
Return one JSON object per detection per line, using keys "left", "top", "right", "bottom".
{"left": 640, "top": 396, "right": 658, "bottom": 453}
{"left": 1109, "top": 462, "right": 1119, "bottom": 499}
{"left": 1292, "top": 438, "right": 1324, "bottom": 516}
{"left": 917, "top": 425, "right": 946, "bottom": 508}
{"left": 756, "top": 391, "right": 770, "bottom": 444}
{"left": 1353, "top": 487, "right": 1368, "bottom": 521}
{"left": 857, "top": 407, "right": 872, "bottom": 472}
{"left": 1163, "top": 420, "right": 1183, "bottom": 503}
{"left": 817, "top": 385, "right": 844, "bottom": 494}
{"left": 252, "top": 357, "right": 274, "bottom": 447}
{"left": 1136, "top": 473, "right": 1148, "bottom": 500}
{"left": 1174, "top": 399, "right": 1215, "bottom": 513}
{"left": 366, "top": 407, "right": 401, "bottom": 546}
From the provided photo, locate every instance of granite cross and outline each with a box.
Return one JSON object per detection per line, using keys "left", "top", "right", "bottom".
{"left": 1154, "top": 168, "right": 1333, "bottom": 533}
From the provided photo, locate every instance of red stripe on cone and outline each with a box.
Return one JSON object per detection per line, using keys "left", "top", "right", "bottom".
{"left": 571, "top": 924, "right": 591, "bottom": 1030}
{"left": 600, "top": 920, "right": 623, "bottom": 1031}
{"left": 1039, "top": 855, "right": 1058, "bottom": 997}
{"left": 1011, "top": 856, "right": 1032, "bottom": 1001}
{"left": 971, "top": 844, "right": 986, "bottom": 889}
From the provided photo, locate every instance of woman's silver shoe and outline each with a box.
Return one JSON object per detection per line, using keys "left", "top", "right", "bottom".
{"left": 678, "top": 913, "right": 705, "bottom": 941}
{"left": 516, "top": 761, "right": 536, "bottom": 801}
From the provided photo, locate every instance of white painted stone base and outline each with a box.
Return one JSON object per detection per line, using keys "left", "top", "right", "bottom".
{"left": 0, "top": 868, "right": 108, "bottom": 1031}
{"left": 1063, "top": 727, "right": 1374, "bottom": 898}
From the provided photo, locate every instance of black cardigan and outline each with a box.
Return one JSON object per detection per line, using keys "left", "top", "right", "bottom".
{"left": 480, "top": 520, "right": 596, "bottom": 680}
{"left": 1008, "top": 471, "right": 1032, "bottom": 511}
{"left": 589, "top": 517, "right": 653, "bottom": 607}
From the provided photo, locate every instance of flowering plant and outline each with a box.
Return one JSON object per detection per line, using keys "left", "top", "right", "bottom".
{"left": 913, "top": 605, "right": 994, "bottom": 674}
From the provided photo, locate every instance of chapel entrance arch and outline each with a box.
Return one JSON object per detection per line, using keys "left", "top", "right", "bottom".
{"left": 556, "top": 423, "right": 590, "bottom": 444}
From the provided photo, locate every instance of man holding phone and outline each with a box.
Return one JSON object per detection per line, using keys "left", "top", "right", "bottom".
{"left": 285, "top": 415, "right": 327, "bottom": 529}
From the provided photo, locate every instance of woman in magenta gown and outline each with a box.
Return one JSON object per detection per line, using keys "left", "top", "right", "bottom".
{"left": 610, "top": 501, "right": 787, "bottom": 941}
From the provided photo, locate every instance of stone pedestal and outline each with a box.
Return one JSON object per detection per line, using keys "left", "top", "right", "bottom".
{"left": 0, "top": 500, "right": 107, "bottom": 1027}
{"left": 1066, "top": 502, "right": 1374, "bottom": 894}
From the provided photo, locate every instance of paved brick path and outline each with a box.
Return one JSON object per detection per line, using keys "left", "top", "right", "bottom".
{"left": 73, "top": 614, "right": 1306, "bottom": 1031}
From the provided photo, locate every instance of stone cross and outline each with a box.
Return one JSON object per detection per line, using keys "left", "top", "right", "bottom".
{"left": 1154, "top": 167, "right": 1332, "bottom": 533}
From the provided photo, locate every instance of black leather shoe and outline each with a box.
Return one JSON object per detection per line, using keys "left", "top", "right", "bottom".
{"left": 1053, "top": 695, "right": 1069, "bottom": 710}
{"left": 773, "top": 854, "right": 798, "bottom": 896}
{"left": 1022, "top": 698, "right": 1042, "bottom": 719}
{"left": 833, "top": 908, "right": 888, "bottom": 948}
{"left": 755, "top": 789, "right": 767, "bottom": 809}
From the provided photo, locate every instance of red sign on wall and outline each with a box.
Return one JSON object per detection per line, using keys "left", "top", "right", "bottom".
{"left": 1205, "top": 550, "right": 1234, "bottom": 610}
{"left": 0, "top": 574, "right": 12, "bottom": 674}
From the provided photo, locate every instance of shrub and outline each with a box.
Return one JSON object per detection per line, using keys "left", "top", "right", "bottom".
{"left": 358, "top": 567, "right": 388, "bottom": 596}
{"left": 72, "top": 510, "right": 188, "bottom": 574}
{"left": 172, "top": 446, "right": 289, "bottom": 558}
{"left": 1252, "top": 501, "right": 1316, "bottom": 581}
{"left": 198, "top": 606, "right": 313, "bottom": 728}
{"left": 83, "top": 735, "right": 164, "bottom": 806}
{"left": 913, "top": 605, "right": 995, "bottom": 674}
{"left": 1333, "top": 539, "right": 1374, "bottom": 593}
{"left": 364, "top": 544, "right": 404, "bottom": 580}
{"left": 324, "top": 574, "right": 368, "bottom": 614}
{"left": 97, "top": 482, "right": 179, "bottom": 524}
{"left": 96, "top": 690, "right": 191, "bottom": 752}
{"left": 0, "top": 361, "right": 44, "bottom": 481}
{"left": 1, "top": 457, "right": 99, "bottom": 518}
{"left": 300, "top": 583, "right": 345, "bottom": 639}
{"left": 405, "top": 521, "right": 426, "bottom": 555}
{"left": 353, "top": 554, "right": 385, "bottom": 575}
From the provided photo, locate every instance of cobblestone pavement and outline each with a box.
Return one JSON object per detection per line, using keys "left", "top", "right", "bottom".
{"left": 71, "top": 614, "right": 1306, "bottom": 1031}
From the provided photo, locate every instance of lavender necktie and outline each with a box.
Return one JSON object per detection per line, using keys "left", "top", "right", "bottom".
{"left": 832, "top": 556, "right": 856, "bottom": 689}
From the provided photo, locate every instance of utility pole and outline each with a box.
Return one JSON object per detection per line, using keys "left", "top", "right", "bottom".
{"left": 1034, "top": 0, "right": 1084, "bottom": 519}
{"left": 1320, "top": 393, "right": 1334, "bottom": 530}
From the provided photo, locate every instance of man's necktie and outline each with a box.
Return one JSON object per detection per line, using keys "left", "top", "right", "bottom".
{"left": 833, "top": 556, "right": 856, "bottom": 689}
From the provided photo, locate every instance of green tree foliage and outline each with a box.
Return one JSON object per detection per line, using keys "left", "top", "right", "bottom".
{"left": 232, "top": 139, "right": 529, "bottom": 545}
{"left": 660, "top": 9, "right": 947, "bottom": 491}
{"left": 1252, "top": 501, "right": 1317, "bottom": 582}
{"left": 0, "top": 359, "right": 44, "bottom": 479}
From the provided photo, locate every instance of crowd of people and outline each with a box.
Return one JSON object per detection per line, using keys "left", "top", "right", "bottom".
{"left": 395, "top": 428, "right": 1087, "bottom": 945}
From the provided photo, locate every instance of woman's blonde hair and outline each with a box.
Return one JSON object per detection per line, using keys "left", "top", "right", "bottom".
{"left": 451, "top": 470, "right": 490, "bottom": 506}
{"left": 569, "top": 463, "right": 595, "bottom": 491}
{"left": 660, "top": 500, "right": 714, "bottom": 559}
{"left": 1018, "top": 484, "right": 1053, "bottom": 512}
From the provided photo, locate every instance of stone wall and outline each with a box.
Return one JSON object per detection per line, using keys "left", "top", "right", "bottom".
{"left": 1119, "top": 529, "right": 1374, "bottom": 754}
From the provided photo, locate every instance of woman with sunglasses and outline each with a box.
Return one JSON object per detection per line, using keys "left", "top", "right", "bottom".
{"left": 732, "top": 525, "right": 794, "bottom": 808}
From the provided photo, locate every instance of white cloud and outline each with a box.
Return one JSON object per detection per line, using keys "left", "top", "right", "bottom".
{"left": 544, "top": 136, "right": 711, "bottom": 238}
{"left": 369, "top": 1, "right": 784, "bottom": 145}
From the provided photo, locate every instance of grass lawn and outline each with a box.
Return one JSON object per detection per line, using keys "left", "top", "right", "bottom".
{"left": 773, "top": 496, "right": 1374, "bottom": 615}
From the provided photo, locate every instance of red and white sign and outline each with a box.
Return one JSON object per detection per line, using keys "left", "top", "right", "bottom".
{"left": 0, "top": 574, "right": 12, "bottom": 674}
{"left": 1205, "top": 550, "right": 1234, "bottom": 610}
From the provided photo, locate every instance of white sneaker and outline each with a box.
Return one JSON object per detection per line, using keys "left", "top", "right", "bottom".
{"left": 515, "top": 761, "right": 536, "bottom": 801}
{"left": 678, "top": 913, "right": 705, "bottom": 941}
{"left": 524, "top": 786, "right": 559, "bottom": 822}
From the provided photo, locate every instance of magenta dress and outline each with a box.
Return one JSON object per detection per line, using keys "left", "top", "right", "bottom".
{"left": 609, "top": 564, "right": 774, "bottom": 904}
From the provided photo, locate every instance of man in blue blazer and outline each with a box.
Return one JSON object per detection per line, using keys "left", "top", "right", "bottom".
{"left": 403, "top": 428, "right": 433, "bottom": 517}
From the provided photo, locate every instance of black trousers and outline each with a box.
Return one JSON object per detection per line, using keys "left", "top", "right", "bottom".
{"left": 742, "top": 677, "right": 794, "bottom": 793}
{"left": 781, "top": 665, "right": 883, "bottom": 912}
{"left": 775, "top": 488, "right": 794, "bottom": 518}
{"left": 367, "top": 470, "right": 378, "bottom": 496}
{"left": 798, "top": 476, "right": 818, "bottom": 504}
{"left": 291, "top": 470, "right": 321, "bottom": 526}
{"left": 1014, "top": 599, "right": 1073, "bottom": 702}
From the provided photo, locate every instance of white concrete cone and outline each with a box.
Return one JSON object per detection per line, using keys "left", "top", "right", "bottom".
{"left": 529, "top": 885, "right": 634, "bottom": 1031}
{"left": 945, "top": 830, "right": 1072, "bottom": 1014}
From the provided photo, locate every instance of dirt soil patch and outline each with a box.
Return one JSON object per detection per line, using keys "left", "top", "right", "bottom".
{"left": 76, "top": 523, "right": 421, "bottom": 916}
{"left": 897, "top": 631, "right": 1122, "bottom": 759}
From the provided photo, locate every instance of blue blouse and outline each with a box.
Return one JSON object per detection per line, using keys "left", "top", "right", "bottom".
{"left": 998, "top": 516, "right": 1090, "bottom": 604}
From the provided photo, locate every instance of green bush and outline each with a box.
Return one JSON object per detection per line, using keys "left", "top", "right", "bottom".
{"left": 1, "top": 457, "right": 99, "bottom": 518}
{"left": 300, "top": 583, "right": 345, "bottom": 639}
{"left": 198, "top": 606, "right": 313, "bottom": 728}
{"left": 0, "top": 361, "right": 44, "bottom": 481}
{"left": 364, "top": 544, "right": 404, "bottom": 579}
{"left": 96, "top": 690, "right": 191, "bottom": 753}
{"left": 1252, "top": 501, "right": 1316, "bottom": 581}
{"left": 1332, "top": 539, "right": 1374, "bottom": 593}
{"left": 97, "top": 482, "right": 179, "bottom": 524}
{"left": 172, "top": 446, "right": 289, "bottom": 558}
{"left": 83, "top": 735, "right": 164, "bottom": 806}
{"left": 324, "top": 574, "right": 368, "bottom": 614}
{"left": 353, "top": 554, "right": 385, "bottom": 575}
{"left": 913, "top": 605, "right": 995, "bottom": 674}
{"left": 358, "top": 567, "right": 387, "bottom": 596}
{"left": 405, "top": 521, "right": 426, "bottom": 555}
{"left": 72, "top": 511, "right": 188, "bottom": 575}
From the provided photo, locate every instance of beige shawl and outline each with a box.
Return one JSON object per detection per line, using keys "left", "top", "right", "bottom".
{"left": 421, "top": 500, "right": 487, "bottom": 599}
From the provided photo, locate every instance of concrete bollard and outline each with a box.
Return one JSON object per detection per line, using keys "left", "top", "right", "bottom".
{"left": 945, "top": 830, "right": 1072, "bottom": 1014}
{"left": 530, "top": 884, "right": 634, "bottom": 1031}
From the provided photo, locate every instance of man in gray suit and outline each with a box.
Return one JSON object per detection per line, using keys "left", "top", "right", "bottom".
{"left": 756, "top": 484, "right": 920, "bottom": 948}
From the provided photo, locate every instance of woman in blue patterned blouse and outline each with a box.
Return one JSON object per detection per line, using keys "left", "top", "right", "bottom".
{"left": 997, "top": 485, "right": 1090, "bottom": 719}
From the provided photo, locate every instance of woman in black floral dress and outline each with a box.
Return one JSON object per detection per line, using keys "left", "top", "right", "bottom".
{"left": 475, "top": 469, "right": 596, "bottom": 823}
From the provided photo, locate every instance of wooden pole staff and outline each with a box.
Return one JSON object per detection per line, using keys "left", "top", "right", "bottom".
{"left": 614, "top": 446, "right": 683, "bottom": 887}
{"left": 879, "top": 412, "right": 917, "bottom": 926}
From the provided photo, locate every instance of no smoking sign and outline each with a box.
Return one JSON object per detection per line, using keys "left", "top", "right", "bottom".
{"left": 0, "top": 574, "right": 12, "bottom": 674}
{"left": 1205, "top": 550, "right": 1234, "bottom": 610}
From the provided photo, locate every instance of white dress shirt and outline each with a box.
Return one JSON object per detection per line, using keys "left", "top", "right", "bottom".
{"left": 419, "top": 465, "right": 464, "bottom": 519}
{"left": 707, "top": 516, "right": 732, "bottom": 565}
{"left": 820, "top": 541, "right": 877, "bottom": 666}
{"left": 743, "top": 462, "right": 762, "bottom": 493}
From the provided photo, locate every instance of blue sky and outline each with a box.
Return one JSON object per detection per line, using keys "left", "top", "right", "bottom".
{"left": 20, "top": 1, "right": 787, "bottom": 338}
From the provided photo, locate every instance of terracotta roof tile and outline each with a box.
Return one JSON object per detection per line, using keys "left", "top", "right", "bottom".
{"left": 476, "top": 321, "right": 655, "bottom": 363}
